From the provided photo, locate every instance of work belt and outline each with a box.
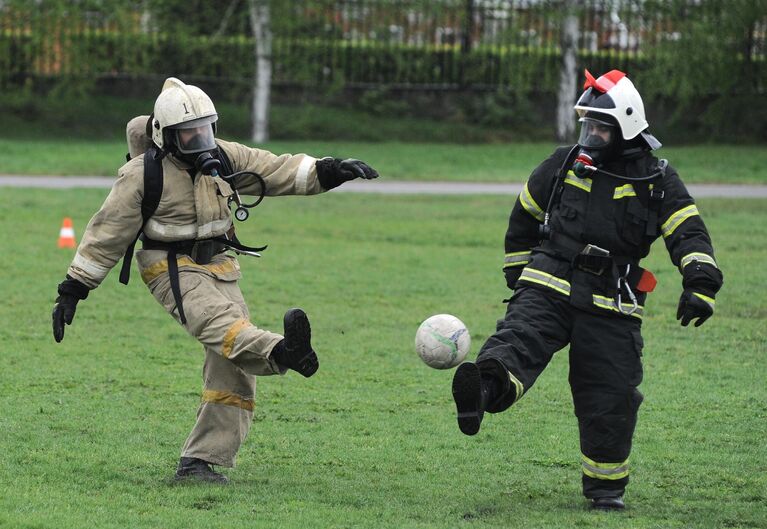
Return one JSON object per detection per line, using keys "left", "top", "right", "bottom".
{"left": 141, "top": 234, "right": 266, "bottom": 324}
{"left": 540, "top": 231, "right": 648, "bottom": 316}
{"left": 542, "top": 232, "right": 638, "bottom": 276}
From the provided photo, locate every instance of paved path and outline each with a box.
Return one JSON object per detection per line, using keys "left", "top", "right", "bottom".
{"left": 1, "top": 175, "right": 766, "bottom": 197}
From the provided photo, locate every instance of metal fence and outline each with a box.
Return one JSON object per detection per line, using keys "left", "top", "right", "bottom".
{"left": 1, "top": 0, "right": 765, "bottom": 93}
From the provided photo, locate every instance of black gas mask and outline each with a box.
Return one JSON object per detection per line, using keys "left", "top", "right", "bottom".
{"left": 572, "top": 116, "right": 619, "bottom": 178}
{"left": 194, "top": 151, "right": 222, "bottom": 176}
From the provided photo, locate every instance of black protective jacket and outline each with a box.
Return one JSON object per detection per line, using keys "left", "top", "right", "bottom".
{"left": 503, "top": 146, "right": 723, "bottom": 320}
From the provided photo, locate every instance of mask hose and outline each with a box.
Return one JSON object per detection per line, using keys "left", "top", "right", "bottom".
{"left": 571, "top": 151, "right": 665, "bottom": 182}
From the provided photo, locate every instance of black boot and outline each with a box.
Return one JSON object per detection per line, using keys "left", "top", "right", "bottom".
{"left": 273, "top": 308, "right": 319, "bottom": 377}
{"left": 174, "top": 457, "right": 229, "bottom": 484}
{"left": 452, "top": 362, "right": 497, "bottom": 436}
{"left": 590, "top": 496, "right": 625, "bottom": 511}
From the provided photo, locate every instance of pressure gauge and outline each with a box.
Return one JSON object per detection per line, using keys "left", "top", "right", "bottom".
{"left": 235, "top": 207, "right": 249, "bottom": 222}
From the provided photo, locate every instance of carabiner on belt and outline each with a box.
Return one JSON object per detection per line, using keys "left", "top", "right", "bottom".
{"left": 616, "top": 264, "right": 639, "bottom": 316}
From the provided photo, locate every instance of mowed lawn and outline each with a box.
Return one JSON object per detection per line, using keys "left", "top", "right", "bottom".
{"left": 2, "top": 138, "right": 767, "bottom": 184}
{"left": 0, "top": 188, "right": 765, "bottom": 529}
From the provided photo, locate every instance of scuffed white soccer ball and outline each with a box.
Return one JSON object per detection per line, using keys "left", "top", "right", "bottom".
{"left": 415, "top": 314, "right": 471, "bottom": 369}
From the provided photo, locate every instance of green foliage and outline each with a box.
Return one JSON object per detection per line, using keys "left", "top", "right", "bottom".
{"left": 146, "top": 0, "right": 252, "bottom": 36}
{"left": 0, "top": 91, "right": 535, "bottom": 144}
{"left": 454, "top": 90, "right": 540, "bottom": 129}
{"left": 0, "top": 189, "right": 765, "bottom": 528}
{"left": 2, "top": 1, "right": 765, "bottom": 141}
{"left": 638, "top": 0, "right": 767, "bottom": 140}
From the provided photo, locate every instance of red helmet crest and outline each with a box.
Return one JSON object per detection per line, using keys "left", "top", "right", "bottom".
{"left": 583, "top": 69, "right": 627, "bottom": 93}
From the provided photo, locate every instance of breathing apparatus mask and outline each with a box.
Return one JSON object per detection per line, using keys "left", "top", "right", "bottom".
{"left": 572, "top": 115, "right": 618, "bottom": 178}
{"left": 166, "top": 115, "right": 222, "bottom": 174}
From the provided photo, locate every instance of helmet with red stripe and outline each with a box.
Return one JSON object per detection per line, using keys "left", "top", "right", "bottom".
{"left": 574, "top": 69, "right": 661, "bottom": 150}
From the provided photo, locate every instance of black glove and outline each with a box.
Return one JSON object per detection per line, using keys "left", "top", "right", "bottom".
{"left": 676, "top": 260, "right": 722, "bottom": 327}
{"left": 52, "top": 276, "right": 89, "bottom": 343}
{"left": 676, "top": 288, "right": 715, "bottom": 327}
{"left": 316, "top": 157, "right": 379, "bottom": 190}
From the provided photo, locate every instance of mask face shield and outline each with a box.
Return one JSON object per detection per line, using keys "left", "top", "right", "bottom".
{"left": 577, "top": 117, "right": 615, "bottom": 150}
{"left": 169, "top": 115, "right": 218, "bottom": 154}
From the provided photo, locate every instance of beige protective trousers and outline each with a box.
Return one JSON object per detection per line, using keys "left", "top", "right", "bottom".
{"left": 138, "top": 249, "right": 284, "bottom": 467}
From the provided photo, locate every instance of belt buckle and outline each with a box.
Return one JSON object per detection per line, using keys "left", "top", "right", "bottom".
{"left": 577, "top": 244, "right": 611, "bottom": 275}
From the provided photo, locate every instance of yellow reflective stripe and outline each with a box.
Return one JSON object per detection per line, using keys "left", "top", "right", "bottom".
{"left": 582, "top": 453, "right": 629, "bottom": 469}
{"left": 519, "top": 268, "right": 571, "bottom": 296}
{"left": 222, "top": 318, "right": 251, "bottom": 358}
{"left": 592, "top": 294, "right": 644, "bottom": 319}
{"left": 508, "top": 371, "right": 524, "bottom": 404}
{"left": 504, "top": 251, "right": 531, "bottom": 268}
{"left": 519, "top": 183, "right": 545, "bottom": 222}
{"left": 680, "top": 252, "right": 718, "bottom": 269}
{"left": 581, "top": 454, "right": 629, "bottom": 480}
{"left": 202, "top": 389, "right": 254, "bottom": 412}
{"left": 565, "top": 171, "right": 592, "bottom": 192}
{"left": 693, "top": 292, "right": 715, "bottom": 310}
{"left": 661, "top": 204, "right": 700, "bottom": 238}
{"left": 140, "top": 256, "right": 239, "bottom": 284}
{"left": 613, "top": 184, "right": 636, "bottom": 199}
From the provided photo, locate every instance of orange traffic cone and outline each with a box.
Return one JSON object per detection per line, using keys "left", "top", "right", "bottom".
{"left": 58, "top": 217, "right": 76, "bottom": 248}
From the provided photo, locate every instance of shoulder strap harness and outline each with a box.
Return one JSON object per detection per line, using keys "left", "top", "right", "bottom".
{"left": 119, "top": 146, "right": 164, "bottom": 286}
{"left": 645, "top": 158, "right": 668, "bottom": 237}
{"left": 117, "top": 144, "right": 246, "bottom": 324}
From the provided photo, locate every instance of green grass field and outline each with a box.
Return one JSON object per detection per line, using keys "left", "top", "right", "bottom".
{"left": 0, "top": 187, "right": 765, "bottom": 529}
{"left": 2, "top": 138, "right": 767, "bottom": 184}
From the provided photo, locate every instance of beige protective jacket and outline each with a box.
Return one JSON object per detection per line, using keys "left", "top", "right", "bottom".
{"left": 68, "top": 140, "right": 325, "bottom": 289}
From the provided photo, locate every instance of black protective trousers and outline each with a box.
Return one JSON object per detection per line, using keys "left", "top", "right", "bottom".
{"left": 477, "top": 286, "right": 644, "bottom": 499}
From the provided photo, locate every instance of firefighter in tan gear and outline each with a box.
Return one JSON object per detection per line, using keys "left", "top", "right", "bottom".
{"left": 451, "top": 70, "right": 723, "bottom": 510}
{"left": 51, "top": 78, "right": 379, "bottom": 483}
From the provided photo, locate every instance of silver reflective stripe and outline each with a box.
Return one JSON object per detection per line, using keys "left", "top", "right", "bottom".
{"left": 680, "top": 252, "right": 718, "bottom": 270}
{"left": 662, "top": 204, "right": 699, "bottom": 238}
{"left": 504, "top": 251, "right": 531, "bottom": 268}
{"left": 613, "top": 184, "right": 636, "bottom": 199}
{"left": 72, "top": 251, "right": 110, "bottom": 281}
{"left": 144, "top": 219, "right": 197, "bottom": 239}
{"left": 519, "top": 183, "right": 545, "bottom": 222}
{"left": 143, "top": 218, "right": 231, "bottom": 239}
{"left": 197, "top": 218, "right": 232, "bottom": 238}
{"left": 519, "top": 267, "right": 571, "bottom": 296}
{"left": 564, "top": 171, "right": 592, "bottom": 192}
{"left": 592, "top": 294, "right": 644, "bottom": 319}
{"left": 295, "top": 155, "right": 316, "bottom": 195}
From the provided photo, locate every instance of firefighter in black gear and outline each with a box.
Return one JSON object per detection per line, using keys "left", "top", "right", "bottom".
{"left": 451, "top": 70, "right": 723, "bottom": 510}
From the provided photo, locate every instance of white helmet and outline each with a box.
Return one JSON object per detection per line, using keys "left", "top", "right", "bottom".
{"left": 151, "top": 77, "right": 218, "bottom": 153}
{"left": 574, "top": 69, "right": 661, "bottom": 150}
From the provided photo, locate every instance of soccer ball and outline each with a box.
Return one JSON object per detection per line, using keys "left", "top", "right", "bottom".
{"left": 415, "top": 314, "right": 471, "bottom": 369}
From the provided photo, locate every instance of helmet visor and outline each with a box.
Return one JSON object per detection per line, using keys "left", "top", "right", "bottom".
{"left": 578, "top": 117, "right": 615, "bottom": 149}
{"left": 170, "top": 115, "right": 217, "bottom": 154}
